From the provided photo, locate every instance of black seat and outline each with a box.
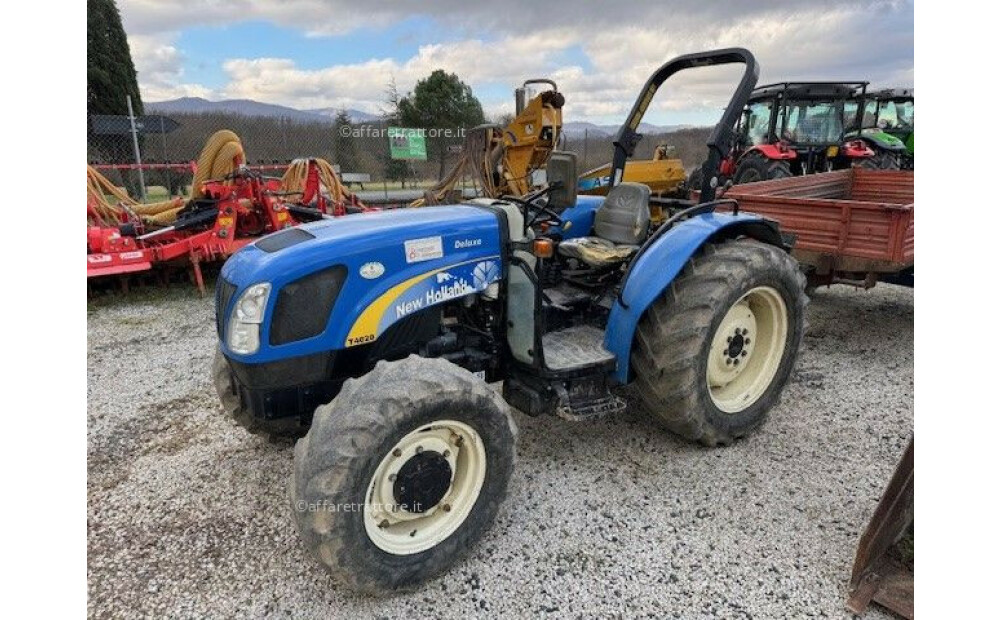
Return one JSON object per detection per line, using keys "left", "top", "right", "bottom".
{"left": 558, "top": 182, "right": 651, "bottom": 268}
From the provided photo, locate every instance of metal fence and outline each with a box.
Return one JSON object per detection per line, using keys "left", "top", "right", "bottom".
{"left": 88, "top": 111, "right": 710, "bottom": 202}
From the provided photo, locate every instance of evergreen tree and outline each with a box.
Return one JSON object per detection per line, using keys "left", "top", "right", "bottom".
{"left": 87, "top": 0, "right": 143, "bottom": 115}
{"left": 398, "top": 70, "right": 484, "bottom": 181}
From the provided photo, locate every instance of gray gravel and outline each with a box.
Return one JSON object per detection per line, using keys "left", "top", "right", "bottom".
{"left": 87, "top": 283, "right": 912, "bottom": 619}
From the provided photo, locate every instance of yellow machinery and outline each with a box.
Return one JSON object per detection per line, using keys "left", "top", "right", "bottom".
{"left": 412, "top": 79, "right": 564, "bottom": 206}
{"left": 577, "top": 142, "right": 687, "bottom": 197}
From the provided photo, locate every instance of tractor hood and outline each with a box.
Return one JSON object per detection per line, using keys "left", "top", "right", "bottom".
{"left": 851, "top": 128, "right": 906, "bottom": 151}
{"left": 219, "top": 205, "right": 505, "bottom": 363}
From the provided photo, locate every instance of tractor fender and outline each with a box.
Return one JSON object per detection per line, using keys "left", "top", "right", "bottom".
{"left": 744, "top": 144, "right": 797, "bottom": 161}
{"left": 604, "top": 212, "right": 785, "bottom": 383}
{"left": 843, "top": 139, "right": 876, "bottom": 158}
{"left": 860, "top": 131, "right": 906, "bottom": 152}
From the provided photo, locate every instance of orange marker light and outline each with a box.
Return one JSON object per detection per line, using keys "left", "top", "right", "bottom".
{"left": 532, "top": 239, "right": 554, "bottom": 259}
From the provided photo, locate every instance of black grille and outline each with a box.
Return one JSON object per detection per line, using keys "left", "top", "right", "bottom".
{"left": 256, "top": 228, "right": 315, "bottom": 253}
{"left": 215, "top": 277, "right": 237, "bottom": 337}
{"left": 270, "top": 265, "right": 348, "bottom": 345}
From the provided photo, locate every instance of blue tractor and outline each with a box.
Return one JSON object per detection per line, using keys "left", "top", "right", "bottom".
{"left": 213, "top": 48, "right": 807, "bottom": 592}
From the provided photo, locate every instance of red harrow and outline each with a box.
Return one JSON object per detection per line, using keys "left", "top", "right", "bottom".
{"left": 87, "top": 131, "right": 372, "bottom": 293}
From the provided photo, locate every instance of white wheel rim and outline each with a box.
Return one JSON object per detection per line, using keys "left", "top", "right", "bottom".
{"left": 363, "top": 419, "right": 486, "bottom": 555}
{"left": 706, "top": 286, "right": 788, "bottom": 414}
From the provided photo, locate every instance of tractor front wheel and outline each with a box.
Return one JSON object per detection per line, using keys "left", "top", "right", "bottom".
{"left": 631, "top": 239, "right": 807, "bottom": 446}
{"left": 290, "top": 355, "right": 516, "bottom": 593}
{"left": 734, "top": 153, "right": 793, "bottom": 184}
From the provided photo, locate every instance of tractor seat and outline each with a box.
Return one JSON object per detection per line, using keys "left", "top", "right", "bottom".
{"left": 558, "top": 182, "right": 651, "bottom": 268}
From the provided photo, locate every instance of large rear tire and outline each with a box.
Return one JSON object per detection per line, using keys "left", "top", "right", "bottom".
{"left": 290, "top": 355, "right": 516, "bottom": 593}
{"left": 864, "top": 150, "right": 900, "bottom": 170}
{"left": 631, "top": 239, "right": 807, "bottom": 446}
{"left": 734, "top": 152, "right": 793, "bottom": 184}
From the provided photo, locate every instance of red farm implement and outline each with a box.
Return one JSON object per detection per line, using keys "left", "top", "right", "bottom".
{"left": 87, "top": 131, "right": 371, "bottom": 293}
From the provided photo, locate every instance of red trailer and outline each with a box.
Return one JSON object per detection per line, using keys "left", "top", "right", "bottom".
{"left": 703, "top": 169, "right": 914, "bottom": 289}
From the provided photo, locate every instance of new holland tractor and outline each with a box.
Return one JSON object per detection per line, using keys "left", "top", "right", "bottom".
{"left": 213, "top": 48, "right": 807, "bottom": 593}
{"left": 717, "top": 81, "right": 878, "bottom": 185}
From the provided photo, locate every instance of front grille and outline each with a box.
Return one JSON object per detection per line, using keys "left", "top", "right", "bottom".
{"left": 270, "top": 265, "right": 347, "bottom": 345}
{"left": 215, "top": 277, "right": 237, "bottom": 337}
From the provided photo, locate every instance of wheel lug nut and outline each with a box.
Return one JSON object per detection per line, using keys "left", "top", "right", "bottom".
{"left": 415, "top": 445, "right": 424, "bottom": 454}
{"left": 726, "top": 359, "right": 732, "bottom": 365}
{"left": 443, "top": 450, "right": 451, "bottom": 458}
{"left": 388, "top": 473, "right": 397, "bottom": 482}
{"left": 378, "top": 519, "right": 390, "bottom": 528}
{"left": 734, "top": 359, "right": 740, "bottom": 365}
{"left": 741, "top": 328, "right": 748, "bottom": 335}
{"left": 744, "top": 338, "right": 750, "bottom": 344}
{"left": 741, "top": 351, "right": 747, "bottom": 357}
{"left": 727, "top": 336, "right": 733, "bottom": 343}
{"left": 442, "top": 503, "right": 452, "bottom": 512}
{"left": 392, "top": 448, "right": 402, "bottom": 457}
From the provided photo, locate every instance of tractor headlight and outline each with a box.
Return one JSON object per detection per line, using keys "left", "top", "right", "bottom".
{"left": 227, "top": 283, "right": 271, "bottom": 354}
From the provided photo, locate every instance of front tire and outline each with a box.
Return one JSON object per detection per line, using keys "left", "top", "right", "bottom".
{"left": 290, "top": 355, "right": 516, "bottom": 593}
{"left": 631, "top": 239, "right": 807, "bottom": 446}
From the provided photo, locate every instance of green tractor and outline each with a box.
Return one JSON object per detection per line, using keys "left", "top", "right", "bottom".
{"left": 845, "top": 88, "right": 914, "bottom": 170}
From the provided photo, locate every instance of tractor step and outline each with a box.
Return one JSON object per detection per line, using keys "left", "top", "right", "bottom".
{"left": 542, "top": 325, "right": 616, "bottom": 371}
{"left": 553, "top": 380, "right": 626, "bottom": 421}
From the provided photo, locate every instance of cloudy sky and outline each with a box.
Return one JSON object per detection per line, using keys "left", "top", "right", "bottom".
{"left": 119, "top": 0, "right": 913, "bottom": 125}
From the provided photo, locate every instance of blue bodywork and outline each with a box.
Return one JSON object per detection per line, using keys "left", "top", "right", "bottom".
{"left": 602, "top": 212, "right": 774, "bottom": 383}
{"left": 556, "top": 195, "right": 603, "bottom": 240}
{"left": 221, "top": 198, "right": 777, "bottom": 385}
{"left": 220, "top": 206, "right": 504, "bottom": 364}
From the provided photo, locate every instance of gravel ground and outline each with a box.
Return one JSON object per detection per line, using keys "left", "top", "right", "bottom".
{"left": 87, "top": 283, "right": 912, "bottom": 619}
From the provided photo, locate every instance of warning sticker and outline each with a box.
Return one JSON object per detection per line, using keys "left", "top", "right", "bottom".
{"left": 404, "top": 236, "right": 444, "bottom": 263}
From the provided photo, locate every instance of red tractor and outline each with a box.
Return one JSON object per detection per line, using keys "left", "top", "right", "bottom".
{"left": 691, "top": 82, "right": 876, "bottom": 187}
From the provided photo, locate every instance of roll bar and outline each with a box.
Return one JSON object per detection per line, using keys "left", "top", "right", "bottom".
{"left": 608, "top": 48, "right": 759, "bottom": 203}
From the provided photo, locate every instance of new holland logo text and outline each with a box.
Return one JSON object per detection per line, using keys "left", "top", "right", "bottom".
{"left": 395, "top": 276, "right": 474, "bottom": 319}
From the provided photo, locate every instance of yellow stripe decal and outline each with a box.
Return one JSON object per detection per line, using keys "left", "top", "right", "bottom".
{"left": 344, "top": 258, "right": 486, "bottom": 347}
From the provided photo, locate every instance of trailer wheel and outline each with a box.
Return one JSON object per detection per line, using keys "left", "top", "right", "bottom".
{"left": 631, "top": 238, "right": 807, "bottom": 446}
{"left": 212, "top": 349, "right": 302, "bottom": 439}
{"left": 290, "top": 355, "right": 516, "bottom": 593}
{"left": 734, "top": 153, "right": 792, "bottom": 184}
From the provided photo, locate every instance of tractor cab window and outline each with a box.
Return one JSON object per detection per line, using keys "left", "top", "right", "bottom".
{"left": 744, "top": 101, "right": 772, "bottom": 145}
{"left": 843, "top": 100, "right": 876, "bottom": 131}
{"left": 878, "top": 100, "right": 914, "bottom": 130}
{"left": 782, "top": 100, "right": 844, "bottom": 144}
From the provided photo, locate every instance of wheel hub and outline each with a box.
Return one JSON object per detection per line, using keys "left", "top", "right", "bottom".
{"left": 393, "top": 451, "right": 452, "bottom": 513}
{"left": 706, "top": 286, "right": 788, "bottom": 414}
{"left": 363, "top": 420, "right": 487, "bottom": 555}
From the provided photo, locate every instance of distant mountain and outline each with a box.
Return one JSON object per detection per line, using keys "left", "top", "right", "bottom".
{"left": 305, "top": 107, "right": 380, "bottom": 123}
{"left": 562, "top": 121, "right": 697, "bottom": 137}
{"left": 146, "top": 97, "right": 378, "bottom": 124}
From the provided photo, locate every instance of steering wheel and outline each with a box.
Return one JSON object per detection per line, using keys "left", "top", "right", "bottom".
{"left": 525, "top": 198, "right": 563, "bottom": 228}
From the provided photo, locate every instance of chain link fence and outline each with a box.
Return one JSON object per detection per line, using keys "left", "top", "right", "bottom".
{"left": 88, "top": 112, "right": 710, "bottom": 203}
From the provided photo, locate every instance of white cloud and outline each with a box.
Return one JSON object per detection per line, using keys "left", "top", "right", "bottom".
{"left": 120, "top": 1, "right": 913, "bottom": 123}
{"left": 128, "top": 33, "right": 214, "bottom": 101}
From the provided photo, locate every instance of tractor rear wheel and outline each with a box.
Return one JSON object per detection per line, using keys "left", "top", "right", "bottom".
{"left": 734, "top": 153, "right": 793, "bottom": 184}
{"left": 631, "top": 239, "right": 807, "bottom": 446}
{"left": 861, "top": 151, "right": 900, "bottom": 170}
{"left": 290, "top": 355, "right": 516, "bottom": 593}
